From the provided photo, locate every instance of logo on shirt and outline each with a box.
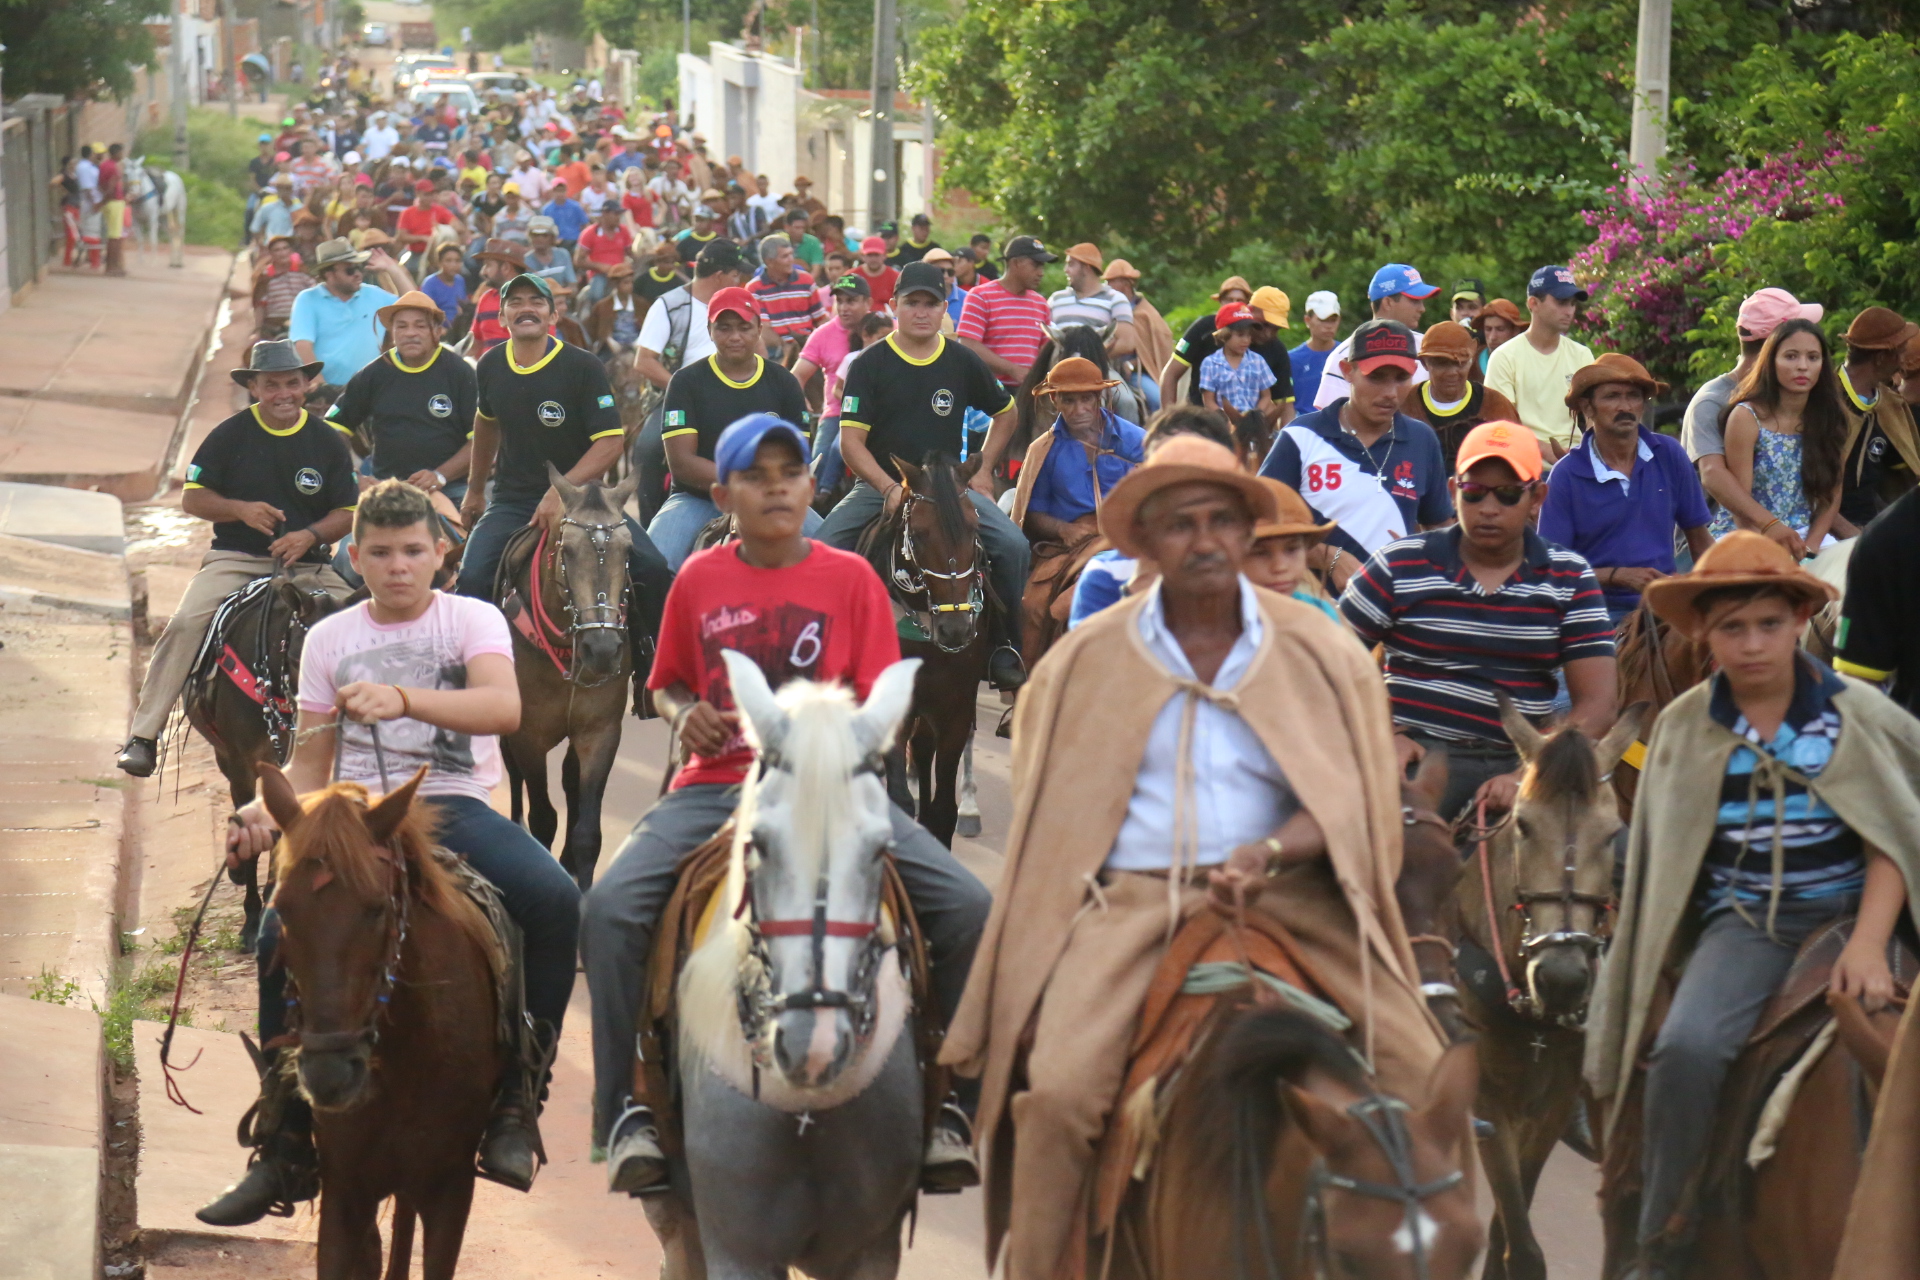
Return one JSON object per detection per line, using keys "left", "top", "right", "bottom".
{"left": 598, "top": 393, "right": 616, "bottom": 409}
{"left": 428, "top": 394, "right": 453, "bottom": 418}
{"left": 842, "top": 395, "right": 860, "bottom": 415}
{"left": 1869, "top": 435, "right": 1889, "bottom": 462}
{"left": 186, "top": 463, "right": 202, "bottom": 482}
{"left": 665, "top": 410, "right": 687, "bottom": 427}
{"left": 931, "top": 389, "right": 955, "bottom": 417}
{"left": 537, "top": 400, "right": 567, "bottom": 428}
{"left": 294, "top": 466, "right": 324, "bottom": 495}
{"left": 1391, "top": 460, "right": 1417, "bottom": 497}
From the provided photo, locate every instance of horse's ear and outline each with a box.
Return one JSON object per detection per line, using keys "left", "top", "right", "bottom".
{"left": 1282, "top": 1081, "right": 1358, "bottom": 1156}
{"left": 892, "top": 457, "right": 924, "bottom": 494}
{"left": 256, "top": 761, "right": 304, "bottom": 834}
{"left": 1043, "top": 324, "right": 1063, "bottom": 345}
{"left": 365, "top": 765, "right": 429, "bottom": 845}
{"left": 1416, "top": 1039, "right": 1480, "bottom": 1156}
{"left": 546, "top": 461, "right": 581, "bottom": 507}
{"left": 1409, "top": 745, "right": 1449, "bottom": 811}
{"left": 1497, "top": 693, "right": 1545, "bottom": 761}
{"left": 1595, "top": 701, "right": 1651, "bottom": 776}
{"left": 958, "top": 452, "right": 985, "bottom": 486}
{"left": 606, "top": 466, "right": 642, "bottom": 510}
{"left": 720, "top": 650, "right": 787, "bottom": 757}
{"left": 854, "top": 658, "right": 922, "bottom": 757}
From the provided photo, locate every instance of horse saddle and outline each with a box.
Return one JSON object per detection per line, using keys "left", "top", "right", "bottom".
{"left": 1090, "top": 905, "right": 1347, "bottom": 1237}
{"left": 632, "top": 825, "right": 944, "bottom": 1158}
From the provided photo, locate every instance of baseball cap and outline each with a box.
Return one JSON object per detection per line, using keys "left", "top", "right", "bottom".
{"left": 1368, "top": 264, "right": 1439, "bottom": 302}
{"left": 830, "top": 273, "right": 872, "bottom": 298}
{"left": 502, "top": 181, "right": 521, "bottom": 194}
{"left": 257, "top": 132, "right": 273, "bottom": 143}
{"left": 895, "top": 261, "right": 947, "bottom": 302}
{"left": 859, "top": 235, "right": 887, "bottom": 255}
{"left": 706, "top": 285, "right": 759, "bottom": 327}
{"left": 413, "top": 179, "right": 435, "bottom": 194}
{"left": 501, "top": 272, "right": 554, "bottom": 302}
{"left": 1214, "top": 302, "right": 1257, "bottom": 331}
{"left": 921, "top": 247, "right": 955, "bottom": 266}
{"left": 1736, "top": 287, "right": 1823, "bottom": 341}
{"left": 1303, "top": 290, "right": 1341, "bottom": 319}
{"left": 1248, "top": 286, "right": 1291, "bottom": 329}
{"left": 1451, "top": 278, "right": 1487, "bottom": 303}
{"left": 1455, "top": 421, "right": 1544, "bottom": 482}
{"left": 1345, "top": 318, "right": 1419, "bottom": 375}
{"left": 1527, "top": 265, "right": 1588, "bottom": 301}
{"left": 877, "top": 220, "right": 899, "bottom": 236}
{"left": 1004, "top": 235, "right": 1059, "bottom": 264}
{"left": 527, "top": 215, "right": 558, "bottom": 236}
{"left": 695, "top": 239, "right": 743, "bottom": 273}
{"left": 713, "top": 412, "right": 810, "bottom": 483}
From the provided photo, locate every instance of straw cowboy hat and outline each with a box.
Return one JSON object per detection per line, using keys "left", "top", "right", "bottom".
{"left": 1253, "top": 477, "right": 1336, "bottom": 541}
{"left": 375, "top": 290, "right": 445, "bottom": 329}
{"left": 1098, "top": 436, "right": 1276, "bottom": 558}
{"left": 230, "top": 339, "right": 324, "bottom": 387}
{"left": 1035, "top": 356, "right": 1119, "bottom": 397}
{"left": 1643, "top": 530, "right": 1838, "bottom": 640}
{"left": 1565, "top": 351, "right": 1669, "bottom": 406}
{"left": 308, "top": 237, "right": 371, "bottom": 275}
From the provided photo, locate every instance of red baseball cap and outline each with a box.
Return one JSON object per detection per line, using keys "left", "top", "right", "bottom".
{"left": 707, "top": 286, "right": 759, "bottom": 328}
{"left": 413, "top": 179, "right": 435, "bottom": 194}
{"left": 860, "top": 236, "right": 887, "bottom": 255}
{"left": 1346, "top": 318, "right": 1420, "bottom": 376}
{"left": 1213, "top": 302, "right": 1256, "bottom": 331}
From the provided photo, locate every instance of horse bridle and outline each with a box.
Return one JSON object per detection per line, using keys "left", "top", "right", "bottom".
{"left": 888, "top": 492, "right": 984, "bottom": 654}
{"left": 1464, "top": 797, "right": 1613, "bottom": 1024}
{"left": 256, "top": 580, "right": 328, "bottom": 763}
{"left": 547, "top": 514, "right": 632, "bottom": 687}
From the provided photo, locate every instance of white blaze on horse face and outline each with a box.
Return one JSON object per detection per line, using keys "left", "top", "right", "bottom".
{"left": 1392, "top": 1207, "right": 1442, "bottom": 1256}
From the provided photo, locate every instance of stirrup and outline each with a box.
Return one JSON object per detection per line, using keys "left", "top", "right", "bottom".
{"left": 921, "top": 1100, "right": 979, "bottom": 1194}
{"left": 607, "top": 1098, "right": 669, "bottom": 1196}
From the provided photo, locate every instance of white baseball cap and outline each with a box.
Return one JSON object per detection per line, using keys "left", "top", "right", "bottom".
{"left": 1304, "top": 290, "right": 1341, "bottom": 319}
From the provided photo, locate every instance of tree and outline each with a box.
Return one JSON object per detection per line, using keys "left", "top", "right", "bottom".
{"left": 0, "top": 0, "right": 155, "bottom": 99}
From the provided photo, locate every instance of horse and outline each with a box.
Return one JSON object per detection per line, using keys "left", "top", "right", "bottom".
{"left": 131, "top": 158, "right": 187, "bottom": 263}
{"left": 180, "top": 564, "right": 349, "bottom": 949}
{"left": 1012, "top": 325, "right": 1141, "bottom": 464}
{"left": 1455, "top": 699, "right": 1645, "bottom": 1280}
{"left": 258, "top": 761, "right": 499, "bottom": 1280}
{"left": 1399, "top": 750, "right": 1468, "bottom": 1044}
{"left": 1114, "top": 1005, "right": 1484, "bottom": 1280}
{"left": 496, "top": 465, "right": 640, "bottom": 892}
{"left": 644, "top": 650, "right": 930, "bottom": 1280}
{"left": 1611, "top": 601, "right": 1713, "bottom": 817}
{"left": 858, "top": 453, "right": 991, "bottom": 847}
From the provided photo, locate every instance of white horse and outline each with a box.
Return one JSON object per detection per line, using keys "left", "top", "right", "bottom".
{"left": 129, "top": 158, "right": 187, "bottom": 263}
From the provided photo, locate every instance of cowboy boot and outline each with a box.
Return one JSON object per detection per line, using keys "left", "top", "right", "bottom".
{"left": 116, "top": 737, "right": 158, "bottom": 777}
{"left": 196, "top": 1048, "right": 319, "bottom": 1226}
{"left": 477, "top": 1019, "right": 557, "bottom": 1192}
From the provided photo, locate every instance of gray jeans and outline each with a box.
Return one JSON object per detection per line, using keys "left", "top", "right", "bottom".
{"left": 1638, "top": 895, "right": 1856, "bottom": 1246}
{"left": 1403, "top": 729, "right": 1520, "bottom": 828}
{"left": 579, "top": 782, "right": 991, "bottom": 1146}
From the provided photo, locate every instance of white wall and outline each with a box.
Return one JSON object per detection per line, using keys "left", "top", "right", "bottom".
{"left": 677, "top": 52, "right": 712, "bottom": 136}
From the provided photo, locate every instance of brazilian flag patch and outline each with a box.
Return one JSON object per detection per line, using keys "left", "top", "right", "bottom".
{"left": 186, "top": 463, "right": 202, "bottom": 482}
{"left": 842, "top": 395, "right": 859, "bottom": 414}
{"left": 598, "top": 394, "right": 615, "bottom": 408}
{"left": 665, "top": 410, "right": 687, "bottom": 427}
{"left": 1836, "top": 617, "right": 1850, "bottom": 647}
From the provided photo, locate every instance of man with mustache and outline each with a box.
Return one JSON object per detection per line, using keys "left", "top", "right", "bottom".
{"left": 1540, "top": 354, "right": 1714, "bottom": 628}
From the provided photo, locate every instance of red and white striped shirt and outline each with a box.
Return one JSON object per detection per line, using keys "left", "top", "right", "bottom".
{"left": 748, "top": 267, "right": 826, "bottom": 342}
{"left": 957, "top": 279, "right": 1051, "bottom": 386}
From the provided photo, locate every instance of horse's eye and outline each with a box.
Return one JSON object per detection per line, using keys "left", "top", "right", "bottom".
{"left": 1515, "top": 816, "right": 1533, "bottom": 840}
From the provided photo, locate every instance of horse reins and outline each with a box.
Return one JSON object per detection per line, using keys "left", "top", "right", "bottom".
{"left": 518, "top": 518, "right": 631, "bottom": 686}
{"left": 1292, "top": 1096, "right": 1464, "bottom": 1280}
{"left": 1402, "top": 804, "right": 1461, "bottom": 1004}
{"left": 889, "top": 492, "right": 984, "bottom": 654}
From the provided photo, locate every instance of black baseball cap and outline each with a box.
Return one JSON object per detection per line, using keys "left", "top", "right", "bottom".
{"left": 877, "top": 220, "right": 899, "bottom": 236}
{"left": 895, "top": 261, "right": 947, "bottom": 302}
{"left": 1003, "top": 234, "right": 1058, "bottom": 263}
{"left": 1450, "top": 277, "right": 1487, "bottom": 303}
{"left": 695, "top": 239, "right": 743, "bottom": 273}
{"left": 830, "top": 272, "right": 871, "bottom": 298}
{"left": 910, "top": 212, "right": 931, "bottom": 226}
{"left": 1345, "top": 318, "right": 1419, "bottom": 375}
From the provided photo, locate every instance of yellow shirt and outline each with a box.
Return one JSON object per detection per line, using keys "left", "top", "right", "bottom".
{"left": 458, "top": 165, "right": 488, "bottom": 192}
{"left": 1484, "top": 331, "right": 1596, "bottom": 449}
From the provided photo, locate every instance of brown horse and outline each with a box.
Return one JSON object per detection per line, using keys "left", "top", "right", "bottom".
{"left": 1456, "top": 700, "right": 1645, "bottom": 1280}
{"left": 1399, "top": 750, "right": 1468, "bottom": 1044}
{"left": 1611, "top": 600, "right": 1714, "bottom": 816}
{"left": 259, "top": 762, "right": 498, "bottom": 1280}
{"left": 1116, "top": 1005, "right": 1484, "bottom": 1280}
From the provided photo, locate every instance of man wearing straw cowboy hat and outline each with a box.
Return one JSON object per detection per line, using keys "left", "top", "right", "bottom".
{"left": 116, "top": 342, "right": 359, "bottom": 776}
{"left": 470, "top": 238, "right": 532, "bottom": 357}
{"left": 943, "top": 435, "right": 1446, "bottom": 1280}
{"left": 1586, "top": 531, "right": 1920, "bottom": 1280}
{"left": 324, "top": 290, "right": 475, "bottom": 504}
{"left": 288, "top": 237, "right": 414, "bottom": 394}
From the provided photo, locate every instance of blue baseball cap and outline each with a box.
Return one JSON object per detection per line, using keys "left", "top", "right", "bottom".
{"left": 1368, "top": 263, "right": 1440, "bottom": 302}
{"left": 1528, "top": 264, "right": 1589, "bottom": 301}
{"left": 714, "top": 413, "right": 811, "bottom": 482}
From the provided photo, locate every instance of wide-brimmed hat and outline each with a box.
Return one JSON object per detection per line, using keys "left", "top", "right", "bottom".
{"left": 230, "top": 339, "right": 324, "bottom": 387}
{"left": 1036, "top": 356, "right": 1120, "bottom": 397}
{"left": 1843, "top": 306, "right": 1920, "bottom": 351}
{"left": 1065, "top": 242, "right": 1103, "bottom": 270}
{"left": 308, "top": 237, "right": 370, "bottom": 275}
{"left": 1473, "top": 298, "right": 1524, "bottom": 332}
{"left": 605, "top": 261, "right": 636, "bottom": 281}
{"left": 1418, "top": 320, "right": 1477, "bottom": 363}
{"left": 475, "top": 238, "right": 528, "bottom": 269}
{"left": 1566, "top": 352, "right": 1669, "bottom": 406}
{"left": 375, "top": 289, "right": 445, "bottom": 328}
{"left": 1103, "top": 258, "right": 1142, "bottom": 283}
{"left": 1643, "top": 530, "right": 1838, "bottom": 640}
{"left": 357, "top": 228, "right": 394, "bottom": 250}
{"left": 1097, "top": 436, "right": 1277, "bottom": 559}
{"left": 1211, "top": 275, "right": 1253, "bottom": 301}
{"left": 1252, "top": 477, "right": 1335, "bottom": 541}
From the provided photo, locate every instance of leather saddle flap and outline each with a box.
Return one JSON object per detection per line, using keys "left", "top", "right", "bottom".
{"left": 1748, "top": 916, "right": 1918, "bottom": 1048}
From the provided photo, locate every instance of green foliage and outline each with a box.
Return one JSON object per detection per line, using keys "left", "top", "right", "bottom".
{"left": 137, "top": 108, "right": 257, "bottom": 247}
{"left": 98, "top": 958, "right": 182, "bottom": 1070}
{"left": 28, "top": 968, "right": 81, "bottom": 1006}
{"left": 0, "top": 0, "right": 156, "bottom": 99}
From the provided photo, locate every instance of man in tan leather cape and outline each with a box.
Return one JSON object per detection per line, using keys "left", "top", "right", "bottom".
{"left": 1584, "top": 532, "right": 1920, "bottom": 1278}
{"left": 940, "top": 435, "right": 1445, "bottom": 1280}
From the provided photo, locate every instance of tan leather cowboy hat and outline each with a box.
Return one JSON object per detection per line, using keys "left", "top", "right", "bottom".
{"left": 475, "top": 238, "right": 528, "bottom": 270}
{"left": 308, "top": 237, "right": 371, "bottom": 275}
{"left": 1098, "top": 436, "right": 1276, "bottom": 559}
{"left": 1102, "top": 259, "right": 1141, "bottom": 282}
{"left": 375, "top": 289, "right": 445, "bottom": 328}
{"left": 1253, "top": 477, "right": 1335, "bottom": 541}
{"left": 1211, "top": 275, "right": 1253, "bottom": 301}
{"left": 1565, "top": 351, "right": 1669, "bottom": 407}
{"left": 1065, "top": 242, "right": 1103, "bottom": 270}
{"left": 1036, "top": 356, "right": 1119, "bottom": 396}
{"left": 1643, "top": 530, "right": 1838, "bottom": 640}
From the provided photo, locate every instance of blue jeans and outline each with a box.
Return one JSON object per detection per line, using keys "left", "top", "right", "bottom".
{"left": 332, "top": 478, "right": 469, "bottom": 586}
{"left": 646, "top": 490, "right": 823, "bottom": 570}
{"left": 1127, "top": 368, "right": 1162, "bottom": 414}
{"left": 455, "top": 493, "right": 674, "bottom": 646}
{"left": 812, "top": 415, "right": 846, "bottom": 490}
{"left": 257, "top": 794, "right": 582, "bottom": 1043}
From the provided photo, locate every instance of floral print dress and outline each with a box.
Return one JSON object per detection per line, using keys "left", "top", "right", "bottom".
{"left": 1709, "top": 415, "right": 1813, "bottom": 538}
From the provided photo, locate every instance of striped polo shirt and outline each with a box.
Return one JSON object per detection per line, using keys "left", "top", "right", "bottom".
{"left": 1340, "top": 526, "right": 1615, "bottom": 743}
{"left": 957, "top": 279, "right": 1052, "bottom": 387}
{"left": 747, "top": 266, "right": 825, "bottom": 342}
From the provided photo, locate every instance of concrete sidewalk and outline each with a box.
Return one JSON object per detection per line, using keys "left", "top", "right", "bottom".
{"left": 0, "top": 250, "right": 236, "bottom": 501}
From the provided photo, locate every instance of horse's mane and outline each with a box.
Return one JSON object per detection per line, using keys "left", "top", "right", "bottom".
{"left": 273, "top": 784, "right": 493, "bottom": 960}
{"left": 1521, "top": 726, "right": 1599, "bottom": 806}
{"left": 1014, "top": 327, "right": 1115, "bottom": 455}
{"left": 1615, "top": 603, "right": 1711, "bottom": 706}
{"left": 919, "top": 452, "right": 972, "bottom": 550}
{"left": 771, "top": 678, "right": 863, "bottom": 886}
{"left": 1614, "top": 605, "right": 1658, "bottom": 702}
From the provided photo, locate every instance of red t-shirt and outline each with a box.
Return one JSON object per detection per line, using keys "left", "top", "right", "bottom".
{"left": 649, "top": 541, "right": 900, "bottom": 789}
{"left": 470, "top": 285, "right": 509, "bottom": 352}
{"left": 578, "top": 222, "right": 633, "bottom": 268}
{"left": 856, "top": 263, "right": 899, "bottom": 311}
{"left": 622, "top": 192, "right": 655, "bottom": 228}
{"left": 394, "top": 203, "right": 453, "bottom": 248}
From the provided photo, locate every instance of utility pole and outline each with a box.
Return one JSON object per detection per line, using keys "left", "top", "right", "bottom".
{"left": 221, "top": 0, "right": 239, "bottom": 118}
{"left": 1628, "top": 0, "right": 1671, "bottom": 191}
{"left": 683, "top": 0, "right": 691, "bottom": 54}
{"left": 867, "top": 0, "right": 896, "bottom": 230}
{"left": 171, "top": 0, "right": 191, "bottom": 174}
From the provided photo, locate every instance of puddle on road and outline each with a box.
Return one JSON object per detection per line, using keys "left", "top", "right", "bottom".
{"left": 124, "top": 505, "right": 201, "bottom": 558}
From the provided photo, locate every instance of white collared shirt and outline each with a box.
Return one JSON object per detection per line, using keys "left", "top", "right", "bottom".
{"left": 1105, "top": 577, "right": 1296, "bottom": 872}
{"left": 1588, "top": 431, "right": 1654, "bottom": 496}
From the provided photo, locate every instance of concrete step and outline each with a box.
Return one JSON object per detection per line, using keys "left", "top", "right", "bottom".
{"left": 0, "top": 992, "right": 103, "bottom": 1280}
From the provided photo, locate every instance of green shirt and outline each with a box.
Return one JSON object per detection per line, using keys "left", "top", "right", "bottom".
{"left": 792, "top": 232, "right": 825, "bottom": 271}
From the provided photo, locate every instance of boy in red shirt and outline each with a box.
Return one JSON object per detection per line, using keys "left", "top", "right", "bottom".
{"left": 580, "top": 413, "right": 987, "bottom": 1197}
{"left": 574, "top": 200, "right": 635, "bottom": 302}
{"left": 854, "top": 234, "right": 899, "bottom": 310}
{"left": 394, "top": 179, "right": 455, "bottom": 255}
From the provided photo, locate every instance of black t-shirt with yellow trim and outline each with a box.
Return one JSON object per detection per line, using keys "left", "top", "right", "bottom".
{"left": 184, "top": 406, "right": 358, "bottom": 561}
{"left": 661, "top": 355, "right": 808, "bottom": 495}
{"left": 324, "top": 345, "right": 477, "bottom": 480}
{"left": 1836, "top": 485, "right": 1920, "bottom": 716}
{"left": 675, "top": 228, "right": 720, "bottom": 265}
{"left": 838, "top": 333, "right": 1012, "bottom": 481}
{"left": 474, "top": 335, "right": 623, "bottom": 501}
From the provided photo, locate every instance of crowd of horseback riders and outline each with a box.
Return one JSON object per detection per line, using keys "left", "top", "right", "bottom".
{"left": 110, "top": 161, "right": 1920, "bottom": 1280}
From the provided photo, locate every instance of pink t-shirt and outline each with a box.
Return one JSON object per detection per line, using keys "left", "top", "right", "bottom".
{"left": 298, "top": 592, "right": 513, "bottom": 801}
{"left": 799, "top": 318, "right": 856, "bottom": 417}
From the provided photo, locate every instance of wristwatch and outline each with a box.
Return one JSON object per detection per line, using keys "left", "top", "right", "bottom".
{"left": 1262, "top": 835, "right": 1286, "bottom": 878}
{"left": 432, "top": 470, "right": 447, "bottom": 490}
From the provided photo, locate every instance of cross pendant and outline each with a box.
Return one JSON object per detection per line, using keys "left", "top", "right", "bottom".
{"left": 1530, "top": 1034, "right": 1548, "bottom": 1062}
{"left": 796, "top": 1111, "right": 815, "bottom": 1136}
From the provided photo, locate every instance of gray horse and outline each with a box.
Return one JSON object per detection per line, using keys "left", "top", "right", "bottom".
{"left": 646, "top": 650, "right": 928, "bottom": 1280}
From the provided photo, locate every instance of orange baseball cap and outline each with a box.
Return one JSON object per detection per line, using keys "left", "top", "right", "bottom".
{"left": 1454, "top": 421, "right": 1543, "bottom": 482}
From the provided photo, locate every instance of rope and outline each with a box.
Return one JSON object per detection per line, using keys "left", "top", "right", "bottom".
{"left": 1165, "top": 677, "right": 1242, "bottom": 940}
{"left": 1474, "top": 798, "right": 1525, "bottom": 1009}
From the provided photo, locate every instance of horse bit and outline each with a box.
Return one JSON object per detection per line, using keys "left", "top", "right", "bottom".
{"left": 1468, "top": 797, "right": 1613, "bottom": 1024}
{"left": 551, "top": 514, "right": 631, "bottom": 687}
{"left": 888, "top": 493, "right": 984, "bottom": 654}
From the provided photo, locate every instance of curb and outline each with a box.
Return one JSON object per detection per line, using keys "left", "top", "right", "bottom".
{"left": 156, "top": 254, "right": 239, "bottom": 499}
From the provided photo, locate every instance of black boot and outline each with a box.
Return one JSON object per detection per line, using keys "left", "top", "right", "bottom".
{"left": 117, "top": 737, "right": 158, "bottom": 778}
{"left": 477, "top": 1019, "right": 557, "bottom": 1192}
{"left": 987, "top": 645, "right": 1027, "bottom": 693}
{"left": 196, "top": 1050, "right": 317, "bottom": 1226}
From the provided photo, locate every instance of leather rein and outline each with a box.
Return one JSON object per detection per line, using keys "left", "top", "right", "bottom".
{"left": 1400, "top": 804, "right": 1462, "bottom": 1005}
{"left": 886, "top": 492, "right": 984, "bottom": 654}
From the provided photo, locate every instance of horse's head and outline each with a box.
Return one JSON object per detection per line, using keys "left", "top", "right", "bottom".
{"left": 892, "top": 453, "right": 984, "bottom": 653}
{"left": 1494, "top": 698, "right": 1648, "bottom": 1024}
{"left": 544, "top": 462, "right": 640, "bottom": 687}
{"left": 723, "top": 649, "right": 920, "bottom": 1088}
{"left": 260, "top": 761, "right": 432, "bottom": 1112}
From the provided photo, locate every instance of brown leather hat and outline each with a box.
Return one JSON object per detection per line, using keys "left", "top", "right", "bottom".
{"left": 475, "top": 238, "right": 528, "bottom": 269}
{"left": 1473, "top": 298, "right": 1524, "bottom": 331}
{"left": 1102, "top": 258, "right": 1141, "bottom": 282}
{"left": 1098, "top": 437, "right": 1276, "bottom": 559}
{"left": 1065, "top": 242, "right": 1103, "bottom": 270}
{"left": 1211, "top": 275, "right": 1253, "bottom": 301}
{"left": 1036, "top": 356, "right": 1119, "bottom": 396}
{"left": 1419, "top": 320, "right": 1477, "bottom": 363}
{"left": 1843, "top": 305, "right": 1920, "bottom": 351}
{"left": 1643, "top": 530, "right": 1837, "bottom": 640}
{"left": 1566, "top": 352, "right": 1669, "bottom": 407}
{"left": 375, "top": 289, "right": 445, "bottom": 328}
{"left": 1252, "top": 478, "right": 1335, "bottom": 541}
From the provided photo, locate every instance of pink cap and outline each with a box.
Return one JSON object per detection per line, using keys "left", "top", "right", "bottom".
{"left": 860, "top": 236, "right": 887, "bottom": 255}
{"left": 1737, "top": 287, "right": 1823, "bottom": 341}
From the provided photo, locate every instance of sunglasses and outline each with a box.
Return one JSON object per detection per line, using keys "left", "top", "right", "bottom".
{"left": 1456, "top": 479, "right": 1535, "bottom": 506}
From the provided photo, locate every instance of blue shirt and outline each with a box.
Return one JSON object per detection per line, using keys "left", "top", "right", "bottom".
{"left": 1026, "top": 411, "right": 1146, "bottom": 525}
{"left": 250, "top": 196, "right": 293, "bottom": 239}
{"left": 541, "top": 197, "right": 588, "bottom": 243}
{"left": 420, "top": 271, "right": 469, "bottom": 318}
{"left": 946, "top": 283, "right": 967, "bottom": 326}
{"left": 287, "top": 281, "right": 398, "bottom": 386}
{"left": 1070, "top": 549, "right": 1133, "bottom": 628}
{"left": 1260, "top": 401, "right": 1452, "bottom": 561}
{"left": 1289, "top": 342, "right": 1334, "bottom": 410}
{"left": 1538, "top": 425, "right": 1710, "bottom": 613}
{"left": 607, "top": 151, "right": 646, "bottom": 179}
